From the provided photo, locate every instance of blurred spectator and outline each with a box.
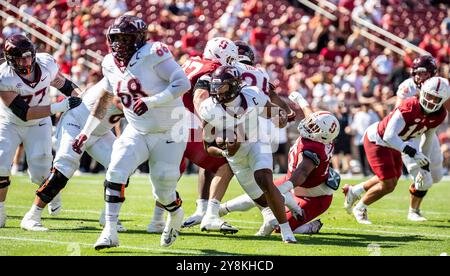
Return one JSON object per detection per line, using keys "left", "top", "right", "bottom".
{"left": 349, "top": 97, "right": 379, "bottom": 176}
{"left": 249, "top": 19, "right": 269, "bottom": 51}
{"left": 332, "top": 104, "right": 353, "bottom": 175}
{"left": 385, "top": 58, "right": 409, "bottom": 93}
{"left": 2, "top": 17, "right": 22, "bottom": 38}
{"left": 440, "top": 8, "right": 450, "bottom": 35}
{"left": 100, "top": 0, "right": 128, "bottom": 17}
{"left": 372, "top": 48, "right": 394, "bottom": 75}
{"left": 263, "top": 35, "right": 289, "bottom": 66}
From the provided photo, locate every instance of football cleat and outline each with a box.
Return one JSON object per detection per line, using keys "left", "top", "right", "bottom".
{"left": 0, "top": 209, "right": 6, "bottom": 228}
{"left": 281, "top": 228, "right": 297, "bottom": 244}
{"left": 293, "top": 219, "right": 323, "bottom": 234}
{"left": 98, "top": 210, "right": 127, "bottom": 232}
{"left": 181, "top": 212, "right": 204, "bottom": 228}
{"left": 94, "top": 227, "right": 119, "bottom": 250}
{"left": 200, "top": 216, "right": 239, "bottom": 234}
{"left": 48, "top": 192, "right": 62, "bottom": 216}
{"left": 160, "top": 208, "right": 184, "bottom": 247}
{"left": 408, "top": 209, "right": 427, "bottom": 222}
{"left": 343, "top": 184, "right": 359, "bottom": 214}
{"left": 20, "top": 213, "right": 48, "bottom": 231}
{"left": 255, "top": 208, "right": 277, "bottom": 236}
{"left": 352, "top": 207, "right": 372, "bottom": 225}
{"left": 147, "top": 219, "right": 166, "bottom": 234}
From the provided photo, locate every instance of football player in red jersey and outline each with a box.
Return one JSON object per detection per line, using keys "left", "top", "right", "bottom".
{"left": 344, "top": 77, "right": 449, "bottom": 224}
{"left": 218, "top": 109, "right": 341, "bottom": 235}
{"left": 147, "top": 37, "right": 240, "bottom": 234}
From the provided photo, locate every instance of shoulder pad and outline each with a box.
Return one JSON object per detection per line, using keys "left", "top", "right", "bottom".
{"left": 303, "top": 150, "right": 320, "bottom": 167}
{"left": 36, "top": 53, "right": 59, "bottom": 80}
{"left": 149, "top": 42, "right": 173, "bottom": 65}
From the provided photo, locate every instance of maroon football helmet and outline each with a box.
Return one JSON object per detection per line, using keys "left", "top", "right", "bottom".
{"left": 234, "top": 40, "right": 255, "bottom": 65}
{"left": 412, "top": 55, "right": 437, "bottom": 87}
{"left": 3, "top": 34, "right": 36, "bottom": 75}
{"left": 210, "top": 66, "right": 242, "bottom": 104}
{"left": 107, "top": 15, "right": 147, "bottom": 64}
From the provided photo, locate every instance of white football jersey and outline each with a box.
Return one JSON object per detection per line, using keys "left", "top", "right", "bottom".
{"left": 101, "top": 41, "right": 184, "bottom": 134}
{"left": 68, "top": 78, "right": 123, "bottom": 137}
{"left": 235, "top": 62, "right": 270, "bottom": 95}
{"left": 0, "top": 53, "right": 59, "bottom": 126}
{"left": 200, "top": 86, "right": 269, "bottom": 140}
{"left": 397, "top": 77, "right": 418, "bottom": 100}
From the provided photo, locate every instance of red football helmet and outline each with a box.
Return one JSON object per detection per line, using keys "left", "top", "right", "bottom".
{"left": 107, "top": 15, "right": 147, "bottom": 64}
{"left": 210, "top": 65, "right": 241, "bottom": 104}
{"left": 3, "top": 34, "right": 36, "bottom": 75}
{"left": 412, "top": 55, "right": 437, "bottom": 87}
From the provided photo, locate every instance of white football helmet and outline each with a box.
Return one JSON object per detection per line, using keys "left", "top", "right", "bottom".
{"left": 298, "top": 111, "right": 340, "bottom": 144}
{"left": 203, "top": 37, "right": 238, "bottom": 66}
{"left": 419, "top": 76, "right": 450, "bottom": 113}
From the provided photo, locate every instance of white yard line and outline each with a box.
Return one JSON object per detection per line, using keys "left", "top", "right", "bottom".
{"left": 0, "top": 236, "right": 205, "bottom": 255}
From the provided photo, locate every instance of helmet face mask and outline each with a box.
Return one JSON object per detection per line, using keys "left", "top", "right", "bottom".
{"left": 412, "top": 55, "right": 437, "bottom": 87}
{"left": 419, "top": 77, "right": 450, "bottom": 113}
{"left": 234, "top": 40, "right": 255, "bottom": 65}
{"left": 3, "top": 34, "right": 36, "bottom": 75}
{"left": 107, "top": 15, "right": 147, "bottom": 64}
{"left": 210, "top": 66, "right": 241, "bottom": 104}
{"left": 298, "top": 111, "right": 340, "bottom": 144}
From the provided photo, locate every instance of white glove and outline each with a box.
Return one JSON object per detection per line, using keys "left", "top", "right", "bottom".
{"left": 289, "top": 91, "right": 309, "bottom": 108}
{"left": 50, "top": 96, "right": 82, "bottom": 114}
{"left": 414, "top": 170, "right": 433, "bottom": 191}
{"left": 414, "top": 152, "right": 430, "bottom": 168}
{"left": 283, "top": 192, "right": 305, "bottom": 221}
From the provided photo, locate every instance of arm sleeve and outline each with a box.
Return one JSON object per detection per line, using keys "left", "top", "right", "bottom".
{"left": 382, "top": 109, "right": 407, "bottom": 152}
{"left": 150, "top": 58, "right": 191, "bottom": 105}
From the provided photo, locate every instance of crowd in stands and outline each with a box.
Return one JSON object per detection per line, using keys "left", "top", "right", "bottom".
{"left": 1, "top": 0, "right": 450, "bottom": 176}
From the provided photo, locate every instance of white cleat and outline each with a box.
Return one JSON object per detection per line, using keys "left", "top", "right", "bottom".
{"left": 147, "top": 219, "right": 166, "bottom": 234}
{"left": 255, "top": 208, "right": 277, "bottom": 236}
{"left": 94, "top": 227, "right": 119, "bottom": 250}
{"left": 281, "top": 228, "right": 297, "bottom": 244}
{"left": 181, "top": 212, "right": 204, "bottom": 228}
{"left": 20, "top": 214, "right": 48, "bottom": 231}
{"left": 0, "top": 210, "right": 6, "bottom": 228}
{"left": 293, "top": 219, "right": 323, "bottom": 234}
{"left": 200, "top": 215, "right": 239, "bottom": 234}
{"left": 160, "top": 208, "right": 184, "bottom": 247}
{"left": 408, "top": 209, "right": 427, "bottom": 222}
{"left": 343, "top": 184, "right": 359, "bottom": 214}
{"left": 48, "top": 193, "right": 62, "bottom": 216}
{"left": 98, "top": 210, "right": 127, "bottom": 232}
{"left": 352, "top": 207, "right": 372, "bottom": 225}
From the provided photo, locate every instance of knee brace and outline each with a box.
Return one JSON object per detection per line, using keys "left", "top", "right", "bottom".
{"left": 160, "top": 191, "right": 182, "bottom": 212}
{"left": 104, "top": 180, "right": 126, "bottom": 203}
{"left": 0, "top": 176, "right": 10, "bottom": 189}
{"left": 409, "top": 183, "right": 428, "bottom": 198}
{"left": 36, "top": 169, "right": 69, "bottom": 203}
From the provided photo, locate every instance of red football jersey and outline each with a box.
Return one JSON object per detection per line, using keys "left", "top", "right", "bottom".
{"left": 181, "top": 57, "right": 221, "bottom": 113}
{"left": 287, "top": 137, "right": 334, "bottom": 188}
{"left": 377, "top": 97, "right": 447, "bottom": 141}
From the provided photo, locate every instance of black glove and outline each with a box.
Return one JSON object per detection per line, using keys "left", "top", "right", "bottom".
{"left": 68, "top": 96, "right": 82, "bottom": 109}
{"left": 402, "top": 145, "right": 417, "bottom": 158}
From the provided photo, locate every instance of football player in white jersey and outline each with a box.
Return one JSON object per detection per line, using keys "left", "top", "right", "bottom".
{"left": 0, "top": 34, "right": 82, "bottom": 229}
{"left": 71, "top": 15, "right": 191, "bottom": 249}
{"left": 20, "top": 79, "right": 126, "bottom": 231}
{"left": 198, "top": 41, "right": 297, "bottom": 233}
{"left": 343, "top": 55, "right": 443, "bottom": 222}
{"left": 200, "top": 65, "right": 296, "bottom": 243}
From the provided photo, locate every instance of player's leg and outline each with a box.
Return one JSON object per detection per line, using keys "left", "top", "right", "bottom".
{"left": 287, "top": 195, "right": 332, "bottom": 234}
{"left": 148, "top": 132, "right": 187, "bottom": 247}
{"left": 352, "top": 135, "right": 402, "bottom": 224}
{"left": 87, "top": 132, "right": 127, "bottom": 232}
{"left": 249, "top": 142, "right": 295, "bottom": 243}
{"left": 94, "top": 126, "right": 148, "bottom": 250}
{"left": 0, "top": 123, "right": 21, "bottom": 228}
{"left": 343, "top": 175, "right": 379, "bottom": 214}
{"left": 20, "top": 118, "right": 53, "bottom": 231}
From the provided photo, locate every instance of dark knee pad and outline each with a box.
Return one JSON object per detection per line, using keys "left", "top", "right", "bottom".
{"left": 104, "top": 180, "right": 126, "bottom": 203}
{"left": 160, "top": 191, "right": 182, "bottom": 212}
{"left": 409, "top": 184, "right": 428, "bottom": 198}
{"left": 0, "top": 176, "right": 10, "bottom": 189}
{"left": 36, "top": 169, "right": 69, "bottom": 203}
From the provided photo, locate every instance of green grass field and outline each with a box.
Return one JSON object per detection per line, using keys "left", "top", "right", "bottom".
{"left": 0, "top": 174, "right": 449, "bottom": 256}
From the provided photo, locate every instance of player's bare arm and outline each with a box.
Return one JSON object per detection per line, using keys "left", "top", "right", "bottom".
{"left": 268, "top": 82, "right": 295, "bottom": 120}
{"left": 0, "top": 90, "right": 81, "bottom": 121}
{"left": 289, "top": 156, "right": 317, "bottom": 188}
{"left": 50, "top": 71, "right": 83, "bottom": 97}
{"left": 193, "top": 88, "right": 209, "bottom": 116}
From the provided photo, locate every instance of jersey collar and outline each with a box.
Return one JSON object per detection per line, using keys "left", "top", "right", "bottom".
{"left": 17, "top": 63, "right": 42, "bottom": 89}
